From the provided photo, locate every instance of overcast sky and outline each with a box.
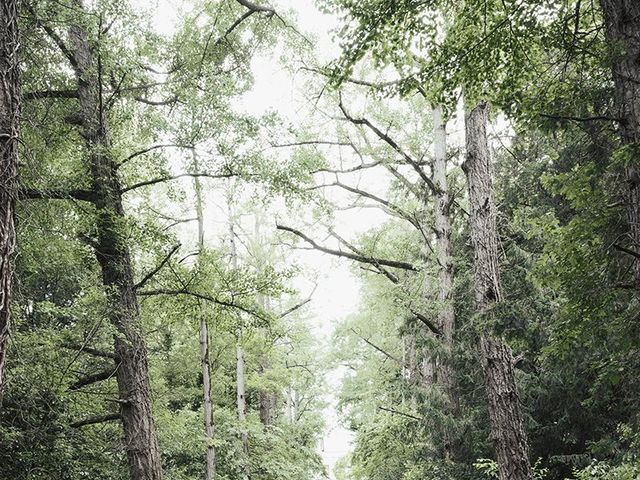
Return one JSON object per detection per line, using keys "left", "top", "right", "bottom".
{"left": 149, "top": 1, "right": 374, "bottom": 477}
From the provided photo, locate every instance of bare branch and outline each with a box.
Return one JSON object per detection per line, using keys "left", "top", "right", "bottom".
{"left": 121, "top": 172, "right": 236, "bottom": 193}
{"left": 225, "top": 10, "right": 256, "bottom": 36}
{"left": 235, "top": 0, "right": 276, "bottom": 15}
{"left": 351, "top": 328, "right": 404, "bottom": 364}
{"left": 338, "top": 97, "right": 440, "bottom": 195}
{"left": 614, "top": 243, "right": 640, "bottom": 259}
{"left": 134, "top": 244, "right": 181, "bottom": 290}
{"left": 69, "top": 368, "right": 118, "bottom": 391}
{"left": 70, "top": 413, "right": 120, "bottom": 428}
{"left": 272, "top": 140, "right": 352, "bottom": 148}
{"left": 540, "top": 112, "right": 621, "bottom": 123}
{"left": 134, "top": 95, "right": 180, "bottom": 106}
{"left": 327, "top": 228, "right": 401, "bottom": 283}
{"left": 279, "top": 298, "right": 311, "bottom": 318}
{"left": 277, "top": 224, "right": 418, "bottom": 272}
{"left": 29, "top": 6, "right": 78, "bottom": 71}
{"left": 410, "top": 309, "right": 442, "bottom": 336}
{"left": 119, "top": 144, "right": 193, "bottom": 168}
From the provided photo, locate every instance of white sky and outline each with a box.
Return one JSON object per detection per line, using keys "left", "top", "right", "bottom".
{"left": 237, "top": 2, "right": 361, "bottom": 475}
{"left": 149, "top": 1, "right": 364, "bottom": 477}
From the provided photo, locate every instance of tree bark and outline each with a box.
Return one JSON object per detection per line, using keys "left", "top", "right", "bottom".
{"left": 0, "top": 0, "right": 19, "bottom": 398}
{"left": 193, "top": 154, "right": 216, "bottom": 480}
{"left": 600, "top": 0, "right": 640, "bottom": 287}
{"left": 431, "top": 104, "right": 460, "bottom": 458}
{"left": 200, "top": 316, "right": 216, "bottom": 480}
{"left": 68, "top": 7, "right": 162, "bottom": 479}
{"left": 228, "top": 198, "right": 249, "bottom": 465}
{"left": 463, "top": 101, "right": 533, "bottom": 480}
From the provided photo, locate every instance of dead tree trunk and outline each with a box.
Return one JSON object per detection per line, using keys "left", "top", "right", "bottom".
{"left": 600, "top": 0, "right": 640, "bottom": 287}
{"left": 431, "top": 104, "right": 459, "bottom": 457}
{"left": 227, "top": 197, "right": 249, "bottom": 466}
{"left": 463, "top": 101, "right": 532, "bottom": 480}
{"left": 193, "top": 156, "right": 216, "bottom": 480}
{"left": 68, "top": 10, "right": 162, "bottom": 480}
{"left": 0, "top": 0, "right": 19, "bottom": 398}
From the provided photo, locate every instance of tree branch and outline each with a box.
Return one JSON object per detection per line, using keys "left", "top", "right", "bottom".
{"left": 134, "top": 95, "right": 180, "bottom": 106}
{"left": 19, "top": 188, "right": 95, "bottom": 202}
{"left": 276, "top": 224, "right": 417, "bottom": 272}
{"left": 614, "top": 243, "right": 640, "bottom": 259}
{"left": 137, "top": 289, "right": 269, "bottom": 322}
{"left": 61, "top": 343, "right": 119, "bottom": 360}
{"left": 118, "top": 144, "right": 193, "bottom": 168}
{"left": 69, "top": 368, "right": 118, "bottom": 391}
{"left": 134, "top": 244, "right": 181, "bottom": 290}
{"left": 235, "top": 0, "right": 276, "bottom": 15}
{"left": 121, "top": 172, "right": 236, "bottom": 193}
{"left": 410, "top": 309, "right": 442, "bottom": 337}
{"left": 378, "top": 406, "right": 424, "bottom": 422}
{"left": 338, "top": 97, "right": 440, "bottom": 194}
{"left": 23, "top": 89, "right": 79, "bottom": 100}
{"left": 279, "top": 298, "right": 311, "bottom": 318}
{"left": 70, "top": 413, "right": 120, "bottom": 428}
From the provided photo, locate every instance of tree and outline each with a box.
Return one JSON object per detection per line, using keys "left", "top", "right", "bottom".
{"left": 463, "top": 101, "right": 532, "bottom": 480}
{"left": 0, "top": 0, "right": 19, "bottom": 398}
{"left": 599, "top": 0, "right": 640, "bottom": 287}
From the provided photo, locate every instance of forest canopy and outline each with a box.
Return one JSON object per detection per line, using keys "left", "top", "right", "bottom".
{"left": 0, "top": 1, "right": 639, "bottom": 480}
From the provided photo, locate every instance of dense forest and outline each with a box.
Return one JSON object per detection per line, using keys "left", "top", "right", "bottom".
{"left": 0, "top": 0, "right": 639, "bottom": 479}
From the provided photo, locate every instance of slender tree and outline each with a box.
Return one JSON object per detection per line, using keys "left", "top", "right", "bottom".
{"left": 193, "top": 152, "right": 216, "bottom": 480}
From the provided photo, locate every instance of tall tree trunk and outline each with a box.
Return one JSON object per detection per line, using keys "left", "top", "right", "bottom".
{"left": 193, "top": 158, "right": 216, "bottom": 480}
{"left": 463, "top": 101, "right": 532, "bottom": 480}
{"left": 69, "top": 11, "right": 162, "bottom": 480}
{"left": 0, "top": 0, "right": 19, "bottom": 398}
{"left": 431, "top": 104, "right": 459, "bottom": 458}
{"left": 600, "top": 0, "right": 640, "bottom": 286}
{"left": 285, "top": 386, "right": 294, "bottom": 423}
{"left": 236, "top": 341, "right": 247, "bottom": 428}
{"left": 254, "top": 217, "right": 273, "bottom": 428}
{"left": 227, "top": 199, "right": 249, "bottom": 464}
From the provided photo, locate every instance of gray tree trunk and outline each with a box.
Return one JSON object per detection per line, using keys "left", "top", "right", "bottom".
{"left": 193, "top": 159, "right": 216, "bottom": 480}
{"left": 431, "top": 104, "right": 459, "bottom": 458}
{"left": 227, "top": 199, "right": 249, "bottom": 463}
{"left": 69, "top": 9, "right": 162, "bottom": 479}
{"left": 0, "top": 0, "right": 19, "bottom": 398}
{"left": 463, "top": 101, "right": 533, "bottom": 480}
{"left": 600, "top": 0, "right": 640, "bottom": 286}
